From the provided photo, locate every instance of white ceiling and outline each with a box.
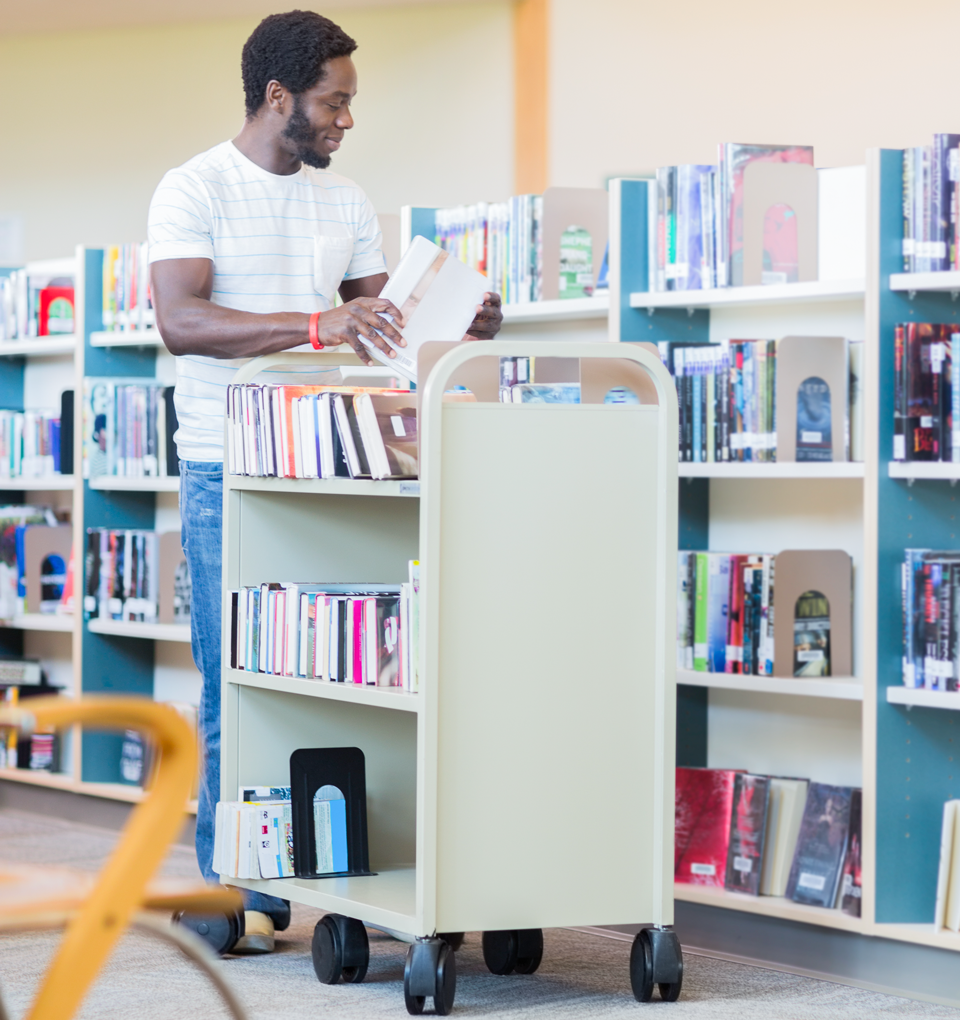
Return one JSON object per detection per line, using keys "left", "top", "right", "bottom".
{"left": 0, "top": 0, "right": 476, "bottom": 37}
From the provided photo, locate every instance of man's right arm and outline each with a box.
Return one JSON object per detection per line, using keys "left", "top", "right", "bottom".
{"left": 151, "top": 257, "right": 405, "bottom": 364}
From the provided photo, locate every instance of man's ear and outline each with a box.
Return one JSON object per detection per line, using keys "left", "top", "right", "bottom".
{"left": 264, "top": 80, "right": 288, "bottom": 117}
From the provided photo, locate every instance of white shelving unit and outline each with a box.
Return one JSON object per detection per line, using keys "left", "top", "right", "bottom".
{"left": 888, "top": 462, "right": 960, "bottom": 482}
{"left": 677, "top": 670, "right": 864, "bottom": 701}
{"left": 889, "top": 270, "right": 960, "bottom": 295}
{"left": 0, "top": 476, "right": 75, "bottom": 490}
{"left": 89, "top": 329, "right": 163, "bottom": 348}
{"left": 885, "top": 687, "right": 960, "bottom": 711}
{"left": 87, "top": 619, "right": 191, "bottom": 643}
{"left": 629, "top": 279, "right": 865, "bottom": 311}
{"left": 500, "top": 294, "right": 609, "bottom": 323}
{"left": 0, "top": 337, "right": 77, "bottom": 358}
{"left": 678, "top": 462, "right": 865, "bottom": 480}
{"left": 220, "top": 344, "right": 679, "bottom": 1005}
{"left": 2, "top": 614, "right": 74, "bottom": 633}
{"left": 89, "top": 476, "right": 180, "bottom": 492}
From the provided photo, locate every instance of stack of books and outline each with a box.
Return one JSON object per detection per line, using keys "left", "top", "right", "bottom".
{"left": 226, "top": 383, "right": 417, "bottom": 480}
{"left": 649, "top": 143, "right": 814, "bottom": 292}
{"left": 0, "top": 410, "right": 64, "bottom": 478}
{"left": 83, "top": 529, "right": 191, "bottom": 625}
{"left": 675, "top": 767, "right": 862, "bottom": 916}
{"left": 901, "top": 135, "right": 960, "bottom": 273}
{"left": 0, "top": 267, "right": 75, "bottom": 341}
{"left": 229, "top": 563, "right": 419, "bottom": 692}
{"left": 82, "top": 379, "right": 179, "bottom": 479}
{"left": 0, "top": 664, "right": 63, "bottom": 771}
{"left": 101, "top": 243, "right": 155, "bottom": 333}
{"left": 893, "top": 323, "right": 959, "bottom": 463}
{"left": 901, "top": 550, "right": 960, "bottom": 690}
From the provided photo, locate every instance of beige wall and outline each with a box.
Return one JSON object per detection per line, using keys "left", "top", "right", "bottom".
{"left": 549, "top": 0, "right": 960, "bottom": 186}
{"left": 0, "top": 3, "right": 513, "bottom": 261}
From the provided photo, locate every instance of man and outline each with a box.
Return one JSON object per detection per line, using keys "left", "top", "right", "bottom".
{"left": 148, "top": 9, "right": 502, "bottom": 954}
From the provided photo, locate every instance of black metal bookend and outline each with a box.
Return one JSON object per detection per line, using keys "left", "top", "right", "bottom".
{"left": 290, "top": 746, "right": 376, "bottom": 879}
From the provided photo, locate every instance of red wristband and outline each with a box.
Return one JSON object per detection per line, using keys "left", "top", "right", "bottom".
{"left": 308, "top": 311, "right": 324, "bottom": 350}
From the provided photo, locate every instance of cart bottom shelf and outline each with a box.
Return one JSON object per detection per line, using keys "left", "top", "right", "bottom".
{"left": 675, "top": 883, "right": 864, "bottom": 933}
{"left": 226, "top": 865, "right": 417, "bottom": 933}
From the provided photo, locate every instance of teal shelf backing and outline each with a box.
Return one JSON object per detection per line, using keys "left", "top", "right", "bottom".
{"left": 615, "top": 179, "right": 709, "bottom": 767}
{"left": 875, "top": 149, "right": 960, "bottom": 922}
{"left": 79, "top": 247, "right": 159, "bottom": 784}
{"left": 409, "top": 207, "right": 438, "bottom": 244}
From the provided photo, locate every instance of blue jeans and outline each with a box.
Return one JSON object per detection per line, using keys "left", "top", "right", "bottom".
{"left": 180, "top": 460, "right": 286, "bottom": 922}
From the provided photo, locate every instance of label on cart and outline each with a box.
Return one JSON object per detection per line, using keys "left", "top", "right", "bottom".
{"left": 399, "top": 481, "right": 420, "bottom": 497}
{"left": 797, "top": 872, "right": 826, "bottom": 891}
{"left": 689, "top": 863, "right": 716, "bottom": 876}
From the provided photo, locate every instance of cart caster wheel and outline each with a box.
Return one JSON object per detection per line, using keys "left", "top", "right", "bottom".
{"left": 631, "top": 928, "right": 683, "bottom": 1002}
{"left": 482, "top": 929, "right": 542, "bottom": 976}
{"left": 172, "top": 907, "right": 244, "bottom": 956}
{"left": 438, "top": 932, "right": 465, "bottom": 951}
{"left": 312, "top": 914, "right": 370, "bottom": 984}
{"left": 404, "top": 938, "right": 456, "bottom": 1015}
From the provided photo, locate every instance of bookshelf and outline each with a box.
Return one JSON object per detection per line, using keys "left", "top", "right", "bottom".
{"left": 0, "top": 245, "right": 199, "bottom": 805}
{"left": 608, "top": 150, "right": 960, "bottom": 961}
{"left": 221, "top": 344, "right": 679, "bottom": 1005}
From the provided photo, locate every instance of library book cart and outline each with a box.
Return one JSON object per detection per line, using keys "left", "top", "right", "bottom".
{"left": 212, "top": 340, "right": 681, "bottom": 1014}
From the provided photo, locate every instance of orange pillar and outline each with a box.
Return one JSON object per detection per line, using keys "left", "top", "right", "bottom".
{"left": 513, "top": 0, "right": 549, "bottom": 195}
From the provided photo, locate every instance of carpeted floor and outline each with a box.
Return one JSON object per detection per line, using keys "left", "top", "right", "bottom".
{"left": 1, "top": 809, "right": 958, "bottom": 1020}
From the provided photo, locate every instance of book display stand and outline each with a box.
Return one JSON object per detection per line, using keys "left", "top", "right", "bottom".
{"left": 219, "top": 342, "right": 682, "bottom": 1011}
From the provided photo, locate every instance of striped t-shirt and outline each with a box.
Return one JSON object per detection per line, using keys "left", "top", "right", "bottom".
{"left": 147, "top": 140, "right": 385, "bottom": 462}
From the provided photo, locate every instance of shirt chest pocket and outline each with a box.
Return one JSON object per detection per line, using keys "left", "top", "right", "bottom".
{"left": 313, "top": 235, "right": 354, "bottom": 305}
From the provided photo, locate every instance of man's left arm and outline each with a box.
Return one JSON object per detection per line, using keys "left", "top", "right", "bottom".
{"left": 339, "top": 276, "right": 503, "bottom": 339}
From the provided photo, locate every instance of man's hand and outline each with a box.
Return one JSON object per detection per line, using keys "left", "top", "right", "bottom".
{"left": 316, "top": 297, "right": 406, "bottom": 365}
{"left": 465, "top": 292, "right": 503, "bottom": 340}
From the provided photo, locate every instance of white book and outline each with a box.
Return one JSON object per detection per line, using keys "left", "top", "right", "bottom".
{"left": 314, "top": 799, "right": 334, "bottom": 873}
{"left": 300, "top": 592, "right": 310, "bottom": 677}
{"left": 213, "top": 801, "right": 225, "bottom": 875}
{"left": 237, "top": 588, "right": 247, "bottom": 670}
{"left": 291, "top": 396, "right": 304, "bottom": 478}
{"left": 283, "top": 583, "right": 299, "bottom": 677}
{"left": 228, "top": 802, "right": 242, "bottom": 878}
{"left": 361, "top": 235, "right": 488, "bottom": 380}
{"left": 319, "top": 596, "right": 332, "bottom": 681}
{"left": 299, "top": 396, "right": 318, "bottom": 478}
{"left": 256, "top": 803, "right": 295, "bottom": 879}
{"left": 759, "top": 778, "right": 808, "bottom": 897}
{"left": 934, "top": 800, "right": 958, "bottom": 929}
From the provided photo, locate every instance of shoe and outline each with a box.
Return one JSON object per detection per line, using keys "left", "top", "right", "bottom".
{"left": 232, "top": 910, "right": 275, "bottom": 954}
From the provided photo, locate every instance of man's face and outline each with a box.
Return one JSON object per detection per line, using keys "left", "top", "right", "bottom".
{"left": 281, "top": 55, "right": 357, "bottom": 170}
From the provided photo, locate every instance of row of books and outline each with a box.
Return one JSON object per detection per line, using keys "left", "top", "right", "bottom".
{"left": 0, "top": 410, "right": 63, "bottom": 478}
{"left": 215, "top": 785, "right": 345, "bottom": 880}
{"left": 901, "top": 550, "right": 960, "bottom": 690}
{"left": 0, "top": 510, "right": 71, "bottom": 620}
{"left": 0, "top": 268, "right": 75, "bottom": 341}
{"left": 228, "top": 563, "right": 420, "bottom": 691}
{"left": 901, "top": 135, "right": 960, "bottom": 274}
{"left": 226, "top": 383, "right": 418, "bottom": 481}
{"left": 101, "top": 243, "right": 155, "bottom": 333}
{"left": 936, "top": 799, "right": 960, "bottom": 932}
{"left": 893, "top": 323, "right": 958, "bottom": 462}
{"left": 676, "top": 767, "right": 862, "bottom": 915}
{"left": 659, "top": 337, "right": 862, "bottom": 463}
{"left": 0, "top": 671, "right": 65, "bottom": 771}
{"left": 83, "top": 529, "right": 191, "bottom": 624}
{"left": 82, "top": 379, "right": 180, "bottom": 479}
{"left": 435, "top": 196, "right": 544, "bottom": 304}
{"left": 649, "top": 143, "right": 814, "bottom": 292}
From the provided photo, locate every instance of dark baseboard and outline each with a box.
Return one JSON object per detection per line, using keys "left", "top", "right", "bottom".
{"left": 599, "top": 900, "right": 960, "bottom": 1009}
{"left": 0, "top": 779, "right": 197, "bottom": 847}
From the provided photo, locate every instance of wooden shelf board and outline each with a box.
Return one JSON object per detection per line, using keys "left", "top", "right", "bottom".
{"left": 629, "top": 279, "right": 864, "bottom": 310}
{"left": 1, "top": 613, "right": 74, "bottom": 633}
{"left": 677, "top": 670, "right": 863, "bottom": 700}
{"left": 889, "top": 270, "right": 960, "bottom": 294}
{"left": 679, "top": 462, "right": 864, "bottom": 479}
{"left": 501, "top": 295, "right": 609, "bottom": 323}
{"left": 89, "top": 475, "right": 180, "bottom": 492}
{"left": 226, "top": 475, "right": 419, "bottom": 498}
{"left": 0, "top": 475, "right": 75, "bottom": 491}
{"left": 674, "top": 883, "right": 864, "bottom": 933}
{"left": 89, "top": 330, "right": 163, "bottom": 348}
{"left": 886, "top": 686, "right": 960, "bottom": 711}
{"left": 871, "top": 922, "right": 960, "bottom": 951}
{"left": 0, "top": 336, "right": 77, "bottom": 357}
{"left": 227, "top": 866, "right": 417, "bottom": 932}
{"left": 0, "top": 768, "right": 76, "bottom": 791}
{"left": 227, "top": 668, "right": 420, "bottom": 713}
{"left": 888, "top": 462, "right": 960, "bottom": 481}
{"left": 87, "top": 619, "right": 191, "bottom": 643}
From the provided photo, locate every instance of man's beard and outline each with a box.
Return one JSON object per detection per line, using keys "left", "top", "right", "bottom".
{"left": 282, "top": 95, "right": 331, "bottom": 170}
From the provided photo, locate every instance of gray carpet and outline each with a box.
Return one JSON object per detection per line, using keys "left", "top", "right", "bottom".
{"left": 0, "top": 809, "right": 957, "bottom": 1019}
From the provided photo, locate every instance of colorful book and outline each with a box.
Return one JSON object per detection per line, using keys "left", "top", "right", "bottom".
{"left": 675, "top": 767, "right": 737, "bottom": 887}
{"left": 785, "top": 782, "right": 854, "bottom": 908}
{"left": 724, "top": 773, "right": 771, "bottom": 895}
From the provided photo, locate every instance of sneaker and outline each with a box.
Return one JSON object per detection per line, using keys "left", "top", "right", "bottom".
{"left": 232, "top": 910, "right": 275, "bottom": 954}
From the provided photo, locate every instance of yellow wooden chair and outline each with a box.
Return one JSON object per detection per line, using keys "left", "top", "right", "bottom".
{"left": 0, "top": 696, "right": 247, "bottom": 1020}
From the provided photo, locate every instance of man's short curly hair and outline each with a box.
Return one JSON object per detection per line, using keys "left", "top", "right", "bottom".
{"left": 241, "top": 10, "right": 358, "bottom": 116}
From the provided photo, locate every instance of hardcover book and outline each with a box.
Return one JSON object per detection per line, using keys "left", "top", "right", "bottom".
{"left": 675, "top": 767, "right": 737, "bottom": 887}
{"left": 724, "top": 773, "right": 771, "bottom": 895}
{"left": 759, "top": 777, "right": 809, "bottom": 897}
{"left": 785, "top": 782, "right": 854, "bottom": 907}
